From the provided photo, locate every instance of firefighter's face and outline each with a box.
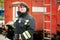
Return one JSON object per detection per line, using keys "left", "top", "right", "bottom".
{"left": 19, "top": 6, "right": 27, "bottom": 13}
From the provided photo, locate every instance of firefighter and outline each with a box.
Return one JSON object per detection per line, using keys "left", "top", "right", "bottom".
{"left": 5, "top": 21, "right": 14, "bottom": 40}
{"left": 14, "top": 2, "right": 35, "bottom": 40}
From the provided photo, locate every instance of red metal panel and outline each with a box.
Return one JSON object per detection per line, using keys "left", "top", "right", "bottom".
{"left": 57, "top": 2, "right": 60, "bottom": 32}
{"left": 46, "top": 6, "right": 50, "bottom": 12}
{"left": 32, "top": 0, "right": 43, "bottom": 7}
{"left": 44, "top": 0, "right": 57, "bottom": 34}
{"left": 44, "top": 0, "right": 50, "bottom": 4}
{"left": 45, "top": 15, "right": 50, "bottom": 21}
{"left": 4, "top": 0, "right": 12, "bottom": 24}
{"left": 52, "top": 0, "right": 57, "bottom": 34}
{"left": 32, "top": 0, "right": 43, "bottom": 31}
{"left": 57, "top": 3, "right": 60, "bottom": 24}
{"left": 33, "top": 13, "right": 43, "bottom": 31}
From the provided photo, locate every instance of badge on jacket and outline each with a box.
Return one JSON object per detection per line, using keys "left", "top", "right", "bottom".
{"left": 24, "top": 20, "right": 29, "bottom": 25}
{"left": 18, "top": 18, "right": 22, "bottom": 23}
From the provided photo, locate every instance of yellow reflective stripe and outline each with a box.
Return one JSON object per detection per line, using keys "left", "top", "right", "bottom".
{"left": 23, "top": 32, "right": 29, "bottom": 39}
{"left": 26, "top": 20, "right": 29, "bottom": 22}
{"left": 25, "top": 31, "right": 31, "bottom": 38}
{"left": 25, "top": 22, "right": 27, "bottom": 25}
{"left": 24, "top": 20, "right": 29, "bottom": 25}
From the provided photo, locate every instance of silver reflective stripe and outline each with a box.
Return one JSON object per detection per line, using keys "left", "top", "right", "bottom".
{"left": 18, "top": 18, "right": 22, "bottom": 23}
{"left": 25, "top": 31, "right": 31, "bottom": 38}
{"left": 23, "top": 32, "right": 29, "bottom": 39}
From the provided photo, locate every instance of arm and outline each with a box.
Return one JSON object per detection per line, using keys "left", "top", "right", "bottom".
{"left": 21, "top": 17, "right": 35, "bottom": 40}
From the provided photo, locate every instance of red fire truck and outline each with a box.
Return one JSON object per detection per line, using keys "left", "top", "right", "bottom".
{"left": 4, "top": 0, "right": 60, "bottom": 40}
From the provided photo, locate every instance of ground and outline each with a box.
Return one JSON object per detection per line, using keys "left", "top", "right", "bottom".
{"left": 0, "top": 34, "right": 10, "bottom": 40}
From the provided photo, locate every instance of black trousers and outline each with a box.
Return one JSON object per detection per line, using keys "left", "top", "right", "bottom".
{"left": 14, "top": 34, "right": 33, "bottom": 40}
{"left": 14, "top": 34, "right": 19, "bottom": 40}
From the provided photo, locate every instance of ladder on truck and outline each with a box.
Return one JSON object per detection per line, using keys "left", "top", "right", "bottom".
{"left": 43, "top": 0, "right": 52, "bottom": 40}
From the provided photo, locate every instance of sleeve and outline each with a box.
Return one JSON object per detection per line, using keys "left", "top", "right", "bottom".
{"left": 21, "top": 17, "right": 35, "bottom": 40}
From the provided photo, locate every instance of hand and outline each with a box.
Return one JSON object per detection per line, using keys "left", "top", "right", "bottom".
{"left": 19, "top": 34, "right": 22, "bottom": 40}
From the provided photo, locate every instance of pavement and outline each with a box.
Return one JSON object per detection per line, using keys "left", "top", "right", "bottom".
{"left": 0, "top": 34, "right": 10, "bottom": 40}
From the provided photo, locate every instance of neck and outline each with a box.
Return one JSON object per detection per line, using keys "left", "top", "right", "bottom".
{"left": 17, "top": 12, "right": 28, "bottom": 18}
{"left": 20, "top": 12, "right": 28, "bottom": 17}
